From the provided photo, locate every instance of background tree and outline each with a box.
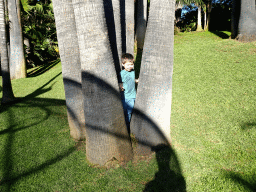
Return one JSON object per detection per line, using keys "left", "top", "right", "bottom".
{"left": 21, "top": 0, "right": 58, "bottom": 68}
{"left": 204, "top": 0, "right": 212, "bottom": 31}
{"left": 52, "top": 0, "right": 85, "bottom": 141}
{"left": 210, "top": 0, "right": 231, "bottom": 31}
{"left": 112, "top": 0, "right": 122, "bottom": 66}
{"left": 125, "top": 0, "right": 134, "bottom": 54}
{"left": 8, "top": 0, "right": 27, "bottom": 80}
{"left": 131, "top": 0, "right": 175, "bottom": 155}
{"left": 176, "top": 0, "right": 204, "bottom": 32}
{"left": 196, "top": 4, "right": 203, "bottom": 31}
{"left": 0, "top": 0, "right": 15, "bottom": 104}
{"left": 135, "top": 0, "right": 147, "bottom": 49}
{"left": 232, "top": 0, "right": 256, "bottom": 41}
{"left": 176, "top": 4, "right": 197, "bottom": 32}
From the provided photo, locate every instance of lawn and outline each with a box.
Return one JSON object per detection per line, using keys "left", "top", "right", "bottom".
{"left": 0, "top": 31, "right": 256, "bottom": 191}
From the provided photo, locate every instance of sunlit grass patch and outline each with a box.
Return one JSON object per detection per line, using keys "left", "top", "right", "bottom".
{"left": 173, "top": 31, "right": 256, "bottom": 191}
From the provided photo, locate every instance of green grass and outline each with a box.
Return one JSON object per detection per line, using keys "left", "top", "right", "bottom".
{"left": 0, "top": 31, "right": 256, "bottom": 191}
{"left": 172, "top": 31, "right": 256, "bottom": 191}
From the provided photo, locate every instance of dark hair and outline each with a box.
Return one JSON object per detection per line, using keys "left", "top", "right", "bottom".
{"left": 121, "top": 53, "right": 134, "bottom": 64}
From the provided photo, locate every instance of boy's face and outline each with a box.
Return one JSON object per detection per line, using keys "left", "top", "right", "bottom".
{"left": 122, "top": 62, "right": 134, "bottom": 72}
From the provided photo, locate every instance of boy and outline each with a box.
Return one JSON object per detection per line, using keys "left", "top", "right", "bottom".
{"left": 119, "top": 53, "right": 139, "bottom": 129}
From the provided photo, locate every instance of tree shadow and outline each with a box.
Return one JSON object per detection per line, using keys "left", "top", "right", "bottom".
{"left": 120, "top": 0, "right": 126, "bottom": 54}
{"left": 222, "top": 171, "right": 256, "bottom": 191}
{"left": 0, "top": 97, "right": 76, "bottom": 192}
{"left": 1, "top": 71, "right": 186, "bottom": 191}
{"left": 27, "top": 59, "right": 60, "bottom": 77}
{"left": 210, "top": 31, "right": 230, "bottom": 39}
{"left": 144, "top": 145, "right": 186, "bottom": 192}
{"left": 0, "top": 71, "right": 73, "bottom": 191}
{"left": 134, "top": 48, "right": 143, "bottom": 80}
{"left": 70, "top": 71, "right": 186, "bottom": 191}
{"left": 240, "top": 122, "right": 256, "bottom": 130}
{"left": 1, "top": 2, "right": 186, "bottom": 190}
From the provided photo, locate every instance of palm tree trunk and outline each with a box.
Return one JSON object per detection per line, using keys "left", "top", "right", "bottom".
{"left": 231, "top": 0, "right": 240, "bottom": 39}
{"left": 131, "top": 0, "right": 175, "bottom": 155}
{"left": 136, "top": 0, "right": 147, "bottom": 49}
{"left": 8, "top": 0, "right": 26, "bottom": 80}
{"left": 103, "top": 0, "right": 122, "bottom": 82}
{"left": 52, "top": 0, "right": 86, "bottom": 140}
{"left": 236, "top": 0, "right": 256, "bottom": 41}
{"left": 0, "top": 0, "right": 15, "bottom": 104}
{"left": 112, "top": 0, "right": 122, "bottom": 67}
{"left": 72, "top": 0, "right": 133, "bottom": 165}
{"left": 196, "top": 5, "right": 203, "bottom": 31}
{"left": 205, "top": 0, "right": 212, "bottom": 31}
{"left": 125, "top": 0, "right": 134, "bottom": 54}
{"left": 203, "top": 4, "right": 207, "bottom": 30}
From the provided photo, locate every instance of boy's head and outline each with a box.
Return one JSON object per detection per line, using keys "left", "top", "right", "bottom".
{"left": 121, "top": 53, "right": 134, "bottom": 72}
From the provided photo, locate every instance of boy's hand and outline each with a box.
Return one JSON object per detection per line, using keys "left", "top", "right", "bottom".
{"left": 119, "top": 83, "right": 124, "bottom": 92}
{"left": 135, "top": 79, "right": 139, "bottom": 83}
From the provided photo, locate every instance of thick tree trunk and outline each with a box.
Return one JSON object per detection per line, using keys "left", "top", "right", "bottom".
{"left": 196, "top": 5, "right": 203, "bottom": 31}
{"left": 72, "top": 0, "right": 133, "bottom": 165}
{"left": 103, "top": 0, "right": 122, "bottom": 82}
{"left": 0, "top": 0, "right": 15, "bottom": 104}
{"left": 112, "top": 0, "right": 122, "bottom": 67}
{"left": 203, "top": 5, "right": 207, "bottom": 30}
{"left": 125, "top": 0, "right": 134, "bottom": 54}
{"left": 52, "top": 0, "right": 85, "bottom": 140}
{"left": 131, "top": 0, "right": 175, "bottom": 155}
{"left": 205, "top": 0, "right": 212, "bottom": 31}
{"left": 231, "top": 0, "right": 240, "bottom": 39}
{"left": 136, "top": 0, "right": 147, "bottom": 49}
{"left": 235, "top": 0, "right": 256, "bottom": 41}
{"left": 8, "top": 0, "right": 26, "bottom": 80}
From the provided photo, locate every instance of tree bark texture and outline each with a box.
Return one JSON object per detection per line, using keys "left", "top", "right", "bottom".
{"left": 8, "top": 0, "right": 26, "bottom": 80}
{"left": 196, "top": 5, "right": 203, "bottom": 31}
{"left": 111, "top": 0, "right": 122, "bottom": 67}
{"left": 131, "top": 0, "right": 175, "bottom": 155}
{"left": 0, "top": 0, "right": 15, "bottom": 104}
{"left": 52, "top": 0, "right": 85, "bottom": 140}
{"left": 103, "top": 0, "right": 122, "bottom": 82}
{"left": 205, "top": 0, "right": 212, "bottom": 31}
{"left": 125, "top": 0, "right": 134, "bottom": 54}
{"left": 136, "top": 0, "right": 147, "bottom": 49}
{"left": 231, "top": 0, "right": 240, "bottom": 39}
{"left": 203, "top": 5, "right": 207, "bottom": 30}
{"left": 72, "top": 0, "right": 133, "bottom": 165}
{"left": 236, "top": 0, "right": 256, "bottom": 41}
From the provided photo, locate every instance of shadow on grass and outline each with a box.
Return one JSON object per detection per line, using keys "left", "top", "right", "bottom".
{"left": 240, "top": 122, "right": 256, "bottom": 130}
{"left": 1, "top": 67, "right": 186, "bottom": 191}
{"left": 67, "top": 71, "right": 187, "bottom": 191}
{"left": 223, "top": 171, "right": 256, "bottom": 191}
{"left": 27, "top": 59, "right": 60, "bottom": 77}
{"left": 210, "top": 31, "right": 230, "bottom": 39}
{"left": 0, "top": 71, "right": 71, "bottom": 191}
{"left": 144, "top": 145, "right": 186, "bottom": 192}
{"left": 0, "top": 97, "right": 77, "bottom": 192}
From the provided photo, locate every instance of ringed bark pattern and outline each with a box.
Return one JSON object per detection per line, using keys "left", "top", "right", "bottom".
{"left": 131, "top": 0, "right": 175, "bottom": 155}
{"left": 0, "top": 0, "right": 15, "bottom": 104}
{"left": 72, "top": 0, "right": 132, "bottom": 165}
{"left": 8, "top": 0, "right": 26, "bottom": 80}
{"left": 237, "top": 0, "right": 256, "bottom": 41}
{"left": 52, "top": 0, "right": 85, "bottom": 140}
